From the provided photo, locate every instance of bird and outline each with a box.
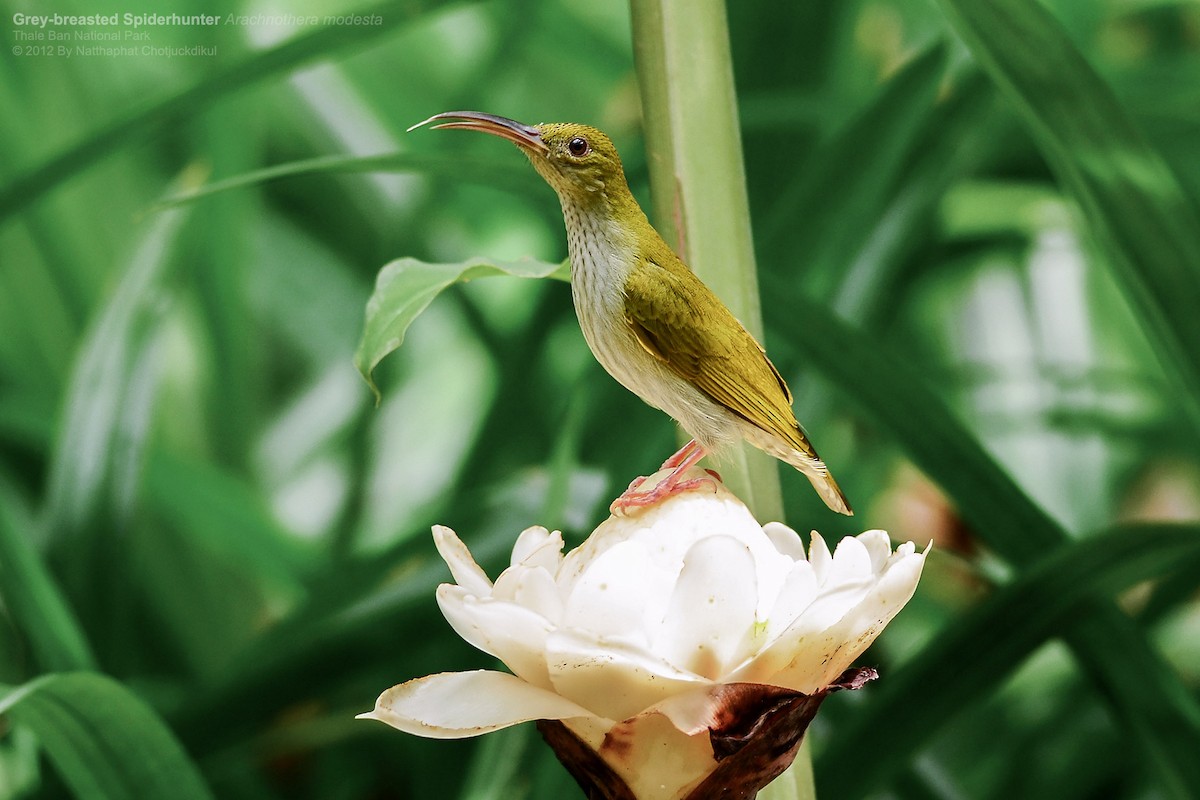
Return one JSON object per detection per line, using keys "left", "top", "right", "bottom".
{"left": 409, "top": 111, "right": 852, "bottom": 516}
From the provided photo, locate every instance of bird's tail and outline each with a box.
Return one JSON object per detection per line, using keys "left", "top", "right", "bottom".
{"left": 746, "top": 427, "right": 854, "bottom": 515}
{"left": 784, "top": 452, "right": 852, "bottom": 515}
{"left": 804, "top": 465, "right": 853, "bottom": 516}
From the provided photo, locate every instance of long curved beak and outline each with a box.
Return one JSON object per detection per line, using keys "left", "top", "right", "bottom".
{"left": 407, "top": 111, "right": 547, "bottom": 154}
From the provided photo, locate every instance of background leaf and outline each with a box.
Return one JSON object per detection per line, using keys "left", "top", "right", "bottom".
{"left": 819, "top": 523, "right": 1200, "bottom": 797}
{"left": 156, "top": 152, "right": 536, "bottom": 210}
{"left": 0, "top": 0, "right": 457, "bottom": 224}
{"left": 0, "top": 673, "right": 214, "bottom": 800}
{"left": 3, "top": 0, "right": 1199, "bottom": 797}
{"left": 937, "top": 0, "right": 1200, "bottom": 430}
{"left": 0, "top": 490, "right": 94, "bottom": 673}
{"left": 775, "top": 293, "right": 1200, "bottom": 792}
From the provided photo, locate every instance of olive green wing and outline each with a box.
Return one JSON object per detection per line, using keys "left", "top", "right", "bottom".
{"left": 622, "top": 259, "right": 817, "bottom": 458}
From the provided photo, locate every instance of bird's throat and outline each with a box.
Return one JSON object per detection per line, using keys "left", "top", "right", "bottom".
{"left": 562, "top": 201, "right": 636, "bottom": 304}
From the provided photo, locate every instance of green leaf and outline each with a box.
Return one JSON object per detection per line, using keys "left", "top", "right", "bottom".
{"left": 459, "top": 724, "right": 534, "bottom": 800}
{"left": 42, "top": 201, "right": 189, "bottom": 546}
{"left": 171, "top": 524, "right": 515, "bottom": 755}
{"left": 761, "top": 40, "right": 948, "bottom": 298}
{"left": 775, "top": 296, "right": 1200, "bottom": 796}
{"left": 776, "top": 292, "right": 1058, "bottom": 564}
{"left": 189, "top": 107, "right": 258, "bottom": 469}
{"left": 0, "top": 490, "right": 95, "bottom": 672}
{"left": 938, "top": 0, "right": 1200, "bottom": 429}
{"left": 154, "top": 153, "right": 535, "bottom": 210}
{"left": 826, "top": 73, "right": 1003, "bottom": 319}
{"left": 136, "top": 450, "right": 311, "bottom": 677}
{"left": 355, "top": 257, "right": 568, "bottom": 402}
{"left": 0, "top": 672, "right": 214, "bottom": 800}
{"left": 818, "top": 524, "right": 1200, "bottom": 798}
{"left": 142, "top": 449, "right": 311, "bottom": 593}
{"left": 0, "top": 0, "right": 454, "bottom": 223}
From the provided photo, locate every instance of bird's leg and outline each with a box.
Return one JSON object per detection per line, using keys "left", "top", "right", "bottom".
{"left": 664, "top": 441, "right": 722, "bottom": 486}
{"left": 611, "top": 440, "right": 719, "bottom": 513}
{"left": 660, "top": 438, "right": 702, "bottom": 470}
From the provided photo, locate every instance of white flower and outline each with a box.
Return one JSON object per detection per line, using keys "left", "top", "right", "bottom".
{"left": 360, "top": 469, "right": 927, "bottom": 799}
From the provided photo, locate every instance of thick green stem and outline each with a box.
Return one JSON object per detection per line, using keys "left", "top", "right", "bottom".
{"left": 629, "top": 0, "right": 784, "bottom": 524}
{"left": 628, "top": 1, "right": 812, "bottom": 798}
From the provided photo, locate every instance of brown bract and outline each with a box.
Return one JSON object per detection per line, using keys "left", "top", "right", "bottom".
{"left": 539, "top": 666, "right": 878, "bottom": 800}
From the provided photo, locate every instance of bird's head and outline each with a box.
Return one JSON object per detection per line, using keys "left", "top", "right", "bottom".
{"left": 409, "top": 111, "right": 632, "bottom": 214}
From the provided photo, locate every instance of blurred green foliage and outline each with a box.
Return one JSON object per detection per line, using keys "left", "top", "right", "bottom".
{"left": 2, "top": 0, "right": 1199, "bottom": 798}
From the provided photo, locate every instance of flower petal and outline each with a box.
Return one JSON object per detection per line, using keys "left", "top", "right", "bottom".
{"left": 763, "top": 522, "right": 806, "bottom": 561}
{"left": 653, "top": 535, "right": 759, "bottom": 679}
{"left": 799, "top": 534, "right": 877, "bottom": 630}
{"left": 546, "top": 628, "right": 708, "bottom": 721}
{"left": 639, "top": 685, "right": 728, "bottom": 736}
{"left": 763, "top": 559, "right": 818, "bottom": 643}
{"left": 828, "top": 533, "right": 873, "bottom": 578}
{"left": 740, "top": 543, "right": 927, "bottom": 692}
{"left": 558, "top": 478, "right": 780, "bottom": 596}
{"left": 807, "top": 531, "right": 833, "bottom": 582}
{"left": 492, "top": 563, "right": 563, "bottom": 623}
{"left": 560, "top": 539, "right": 661, "bottom": 644}
{"left": 592, "top": 710, "right": 716, "bottom": 799}
{"left": 432, "top": 525, "right": 492, "bottom": 596}
{"left": 510, "top": 526, "right": 565, "bottom": 573}
{"left": 647, "top": 682, "right": 796, "bottom": 736}
{"left": 856, "top": 529, "right": 894, "bottom": 572}
{"left": 359, "top": 670, "right": 599, "bottom": 738}
{"left": 437, "top": 585, "right": 554, "bottom": 687}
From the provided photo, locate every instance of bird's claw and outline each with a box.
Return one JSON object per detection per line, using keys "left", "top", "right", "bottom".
{"left": 610, "top": 471, "right": 719, "bottom": 516}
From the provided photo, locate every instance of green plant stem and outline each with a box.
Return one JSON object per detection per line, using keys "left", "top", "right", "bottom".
{"left": 629, "top": 0, "right": 784, "bottom": 524}
{"left": 629, "top": 1, "right": 807, "bottom": 798}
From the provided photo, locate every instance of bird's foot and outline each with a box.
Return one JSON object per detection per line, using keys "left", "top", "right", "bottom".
{"left": 610, "top": 440, "right": 719, "bottom": 515}
{"left": 610, "top": 469, "right": 719, "bottom": 515}
{"left": 624, "top": 470, "right": 715, "bottom": 494}
{"left": 623, "top": 475, "right": 648, "bottom": 494}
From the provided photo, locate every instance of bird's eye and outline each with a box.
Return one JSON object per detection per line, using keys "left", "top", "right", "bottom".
{"left": 567, "top": 137, "right": 590, "bottom": 157}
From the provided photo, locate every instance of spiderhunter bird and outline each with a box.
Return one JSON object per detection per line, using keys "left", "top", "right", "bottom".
{"left": 409, "top": 111, "right": 852, "bottom": 516}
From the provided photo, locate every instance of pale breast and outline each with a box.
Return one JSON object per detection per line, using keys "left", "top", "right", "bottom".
{"left": 562, "top": 205, "right": 737, "bottom": 452}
